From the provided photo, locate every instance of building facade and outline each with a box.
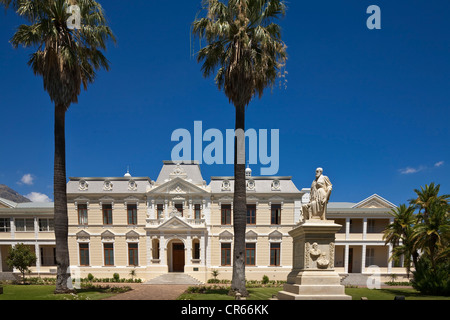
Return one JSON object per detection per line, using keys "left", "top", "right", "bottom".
{"left": 0, "top": 161, "right": 406, "bottom": 283}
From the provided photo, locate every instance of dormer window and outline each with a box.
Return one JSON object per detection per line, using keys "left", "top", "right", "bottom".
{"left": 103, "top": 180, "right": 113, "bottom": 191}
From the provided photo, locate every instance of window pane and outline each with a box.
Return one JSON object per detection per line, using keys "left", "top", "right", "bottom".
{"left": 15, "top": 219, "right": 25, "bottom": 231}
{"left": 79, "top": 244, "right": 90, "bottom": 266}
{"left": 103, "top": 204, "right": 112, "bottom": 225}
{"left": 271, "top": 204, "right": 281, "bottom": 224}
{"left": 221, "top": 205, "right": 231, "bottom": 225}
{"left": 270, "top": 243, "right": 281, "bottom": 266}
{"left": 39, "top": 219, "right": 48, "bottom": 231}
{"left": 26, "top": 219, "right": 34, "bottom": 231}
{"left": 157, "top": 204, "right": 164, "bottom": 219}
{"left": 0, "top": 218, "right": 11, "bottom": 232}
{"left": 221, "top": 243, "right": 231, "bottom": 266}
{"left": 128, "top": 243, "right": 138, "bottom": 266}
{"left": 127, "top": 204, "right": 137, "bottom": 225}
{"left": 246, "top": 205, "right": 256, "bottom": 224}
{"left": 78, "top": 204, "right": 88, "bottom": 225}
{"left": 194, "top": 204, "right": 201, "bottom": 220}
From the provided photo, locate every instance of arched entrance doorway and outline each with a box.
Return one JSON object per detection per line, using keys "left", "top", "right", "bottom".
{"left": 168, "top": 240, "right": 185, "bottom": 273}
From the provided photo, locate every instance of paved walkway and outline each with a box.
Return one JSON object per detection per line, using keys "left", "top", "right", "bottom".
{"left": 102, "top": 283, "right": 191, "bottom": 300}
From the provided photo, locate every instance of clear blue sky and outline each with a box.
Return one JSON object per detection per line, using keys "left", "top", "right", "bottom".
{"left": 0, "top": 0, "right": 449, "bottom": 206}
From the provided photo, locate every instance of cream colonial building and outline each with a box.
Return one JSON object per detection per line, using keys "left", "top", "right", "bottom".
{"left": 0, "top": 161, "right": 407, "bottom": 283}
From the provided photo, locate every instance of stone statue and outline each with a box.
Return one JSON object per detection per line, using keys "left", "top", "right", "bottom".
{"left": 302, "top": 168, "right": 333, "bottom": 221}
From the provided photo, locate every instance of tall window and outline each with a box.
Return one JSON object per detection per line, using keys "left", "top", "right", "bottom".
{"left": 175, "top": 203, "right": 183, "bottom": 216}
{"left": 15, "top": 218, "right": 34, "bottom": 232}
{"left": 245, "top": 243, "right": 256, "bottom": 266}
{"left": 247, "top": 204, "right": 256, "bottom": 225}
{"left": 221, "top": 243, "right": 231, "bottom": 266}
{"left": 39, "top": 218, "right": 54, "bottom": 231}
{"left": 157, "top": 204, "right": 164, "bottom": 219}
{"left": 102, "top": 204, "right": 113, "bottom": 225}
{"left": 152, "top": 239, "right": 160, "bottom": 260}
{"left": 128, "top": 243, "right": 139, "bottom": 266}
{"left": 221, "top": 204, "right": 232, "bottom": 225}
{"left": 271, "top": 204, "right": 281, "bottom": 225}
{"left": 78, "top": 204, "right": 88, "bottom": 225}
{"left": 366, "top": 248, "right": 375, "bottom": 267}
{"left": 0, "top": 218, "right": 11, "bottom": 232}
{"left": 270, "top": 243, "right": 281, "bottom": 266}
{"left": 127, "top": 204, "right": 137, "bottom": 225}
{"left": 194, "top": 204, "right": 202, "bottom": 220}
{"left": 193, "top": 241, "right": 200, "bottom": 260}
{"left": 79, "top": 243, "right": 90, "bottom": 266}
{"left": 104, "top": 243, "right": 114, "bottom": 266}
{"left": 367, "top": 219, "right": 376, "bottom": 233}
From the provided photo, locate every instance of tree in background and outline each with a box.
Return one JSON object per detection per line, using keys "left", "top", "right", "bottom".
{"left": 385, "top": 183, "right": 450, "bottom": 295}
{"left": 7, "top": 244, "right": 37, "bottom": 284}
{"left": 0, "top": 0, "right": 115, "bottom": 293}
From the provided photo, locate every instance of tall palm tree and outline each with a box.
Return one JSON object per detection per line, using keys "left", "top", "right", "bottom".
{"left": 1, "top": 0, "right": 115, "bottom": 293}
{"left": 410, "top": 182, "right": 450, "bottom": 222}
{"left": 383, "top": 204, "right": 418, "bottom": 277}
{"left": 383, "top": 204, "right": 416, "bottom": 247}
{"left": 412, "top": 200, "right": 450, "bottom": 270}
{"left": 192, "top": 0, "right": 287, "bottom": 296}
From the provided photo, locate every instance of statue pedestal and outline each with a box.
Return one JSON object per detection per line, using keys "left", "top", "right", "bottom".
{"left": 277, "top": 219, "right": 351, "bottom": 300}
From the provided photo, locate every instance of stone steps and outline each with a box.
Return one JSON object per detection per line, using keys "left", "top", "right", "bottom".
{"left": 145, "top": 273, "right": 203, "bottom": 285}
{"left": 341, "top": 274, "right": 370, "bottom": 286}
{"left": 0, "top": 272, "right": 19, "bottom": 282}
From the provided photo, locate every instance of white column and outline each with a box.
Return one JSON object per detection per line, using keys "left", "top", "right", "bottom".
{"left": 387, "top": 243, "right": 393, "bottom": 274}
{"left": 150, "top": 200, "right": 155, "bottom": 219}
{"left": 201, "top": 235, "right": 206, "bottom": 266}
{"left": 345, "top": 218, "right": 350, "bottom": 240}
{"left": 164, "top": 199, "right": 168, "bottom": 217}
{"left": 147, "top": 235, "right": 152, "bottom": 265}
{"left": 344, "top": 244, "right": 349, "bottom": 273}
{"left": 186, "top": 235, "right": 192, "bottom": 266}
{"left": 160, "top": 235, "right": 166, "bottom": 267}
{"left": 361, "top": 244, "right": 366, "bottom": 274}
{"left": 35, "top": 244, "right": 41, "bottom": 274}
{"left": 363, "top": 218, "right": 367, "bottom": 240}
{"left": 189, "top": 200, "right": 193, "bottom": 219}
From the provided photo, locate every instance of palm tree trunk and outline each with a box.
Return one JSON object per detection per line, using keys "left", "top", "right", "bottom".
{"left": 53, "top": 104, "right": 73, "bottom": 294}
{"left": 230, "top": 104, "right": 249, "bottom": 296}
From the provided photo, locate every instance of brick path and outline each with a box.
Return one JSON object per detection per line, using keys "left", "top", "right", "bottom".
{"left": 102, "top": 283, "right": 190, "bottom": 300}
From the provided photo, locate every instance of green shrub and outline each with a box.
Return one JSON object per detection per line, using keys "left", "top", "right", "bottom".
{"left": 262, "top": 275, "right": 269, "bottom": 284}
{"left": 113, "top": 273, "right": 120, "bottom": 282}
{"left": 411, "top": 257, "right": 450, "bottom": 296}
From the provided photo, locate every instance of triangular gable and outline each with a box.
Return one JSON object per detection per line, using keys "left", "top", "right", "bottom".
{"left": 101, "top": 230, "right": 115, "bottom": 239}
{"left": 76, "top": 230, "right": 91, "bottom": 240}
{"left": 157, "top": 216, "right": 193, "bottom": 231}
{"left": 219, "top": 230, "right": 233, "bottom": 241}
{"left": 246, "top": 230, "right": 258, "bottom": 241}
{"left": 0, "top": 198, "right": 17, "bottom": 208}
{"left": 352, "top": 194, "right": 396, "bottom": 209}
{"left": 269, "top": 230, "right": 283, "bottom": 240}
{"left": 148, "top": 177, "right": 209, "bottom": 195}
{"left": 126, "top": 230, "right": 140, "bottom": 240}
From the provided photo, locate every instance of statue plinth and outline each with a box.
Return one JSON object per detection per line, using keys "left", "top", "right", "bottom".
{"left": 277, "top": 219, "right": 352, "bottom": 300}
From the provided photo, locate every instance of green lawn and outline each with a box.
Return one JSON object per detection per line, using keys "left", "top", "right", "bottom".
{"left": 0, "top": 285, "right": 120, "bottom": 300}
{"left": 177, "top": 286, "right": 450, "bottom": 301}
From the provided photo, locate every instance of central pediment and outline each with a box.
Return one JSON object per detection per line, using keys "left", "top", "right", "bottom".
{"left": 148, "top": 177, "right": 209, "bottom": 195}
{"left": 156, "top": 216, "right": 194, "bottom": 231}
